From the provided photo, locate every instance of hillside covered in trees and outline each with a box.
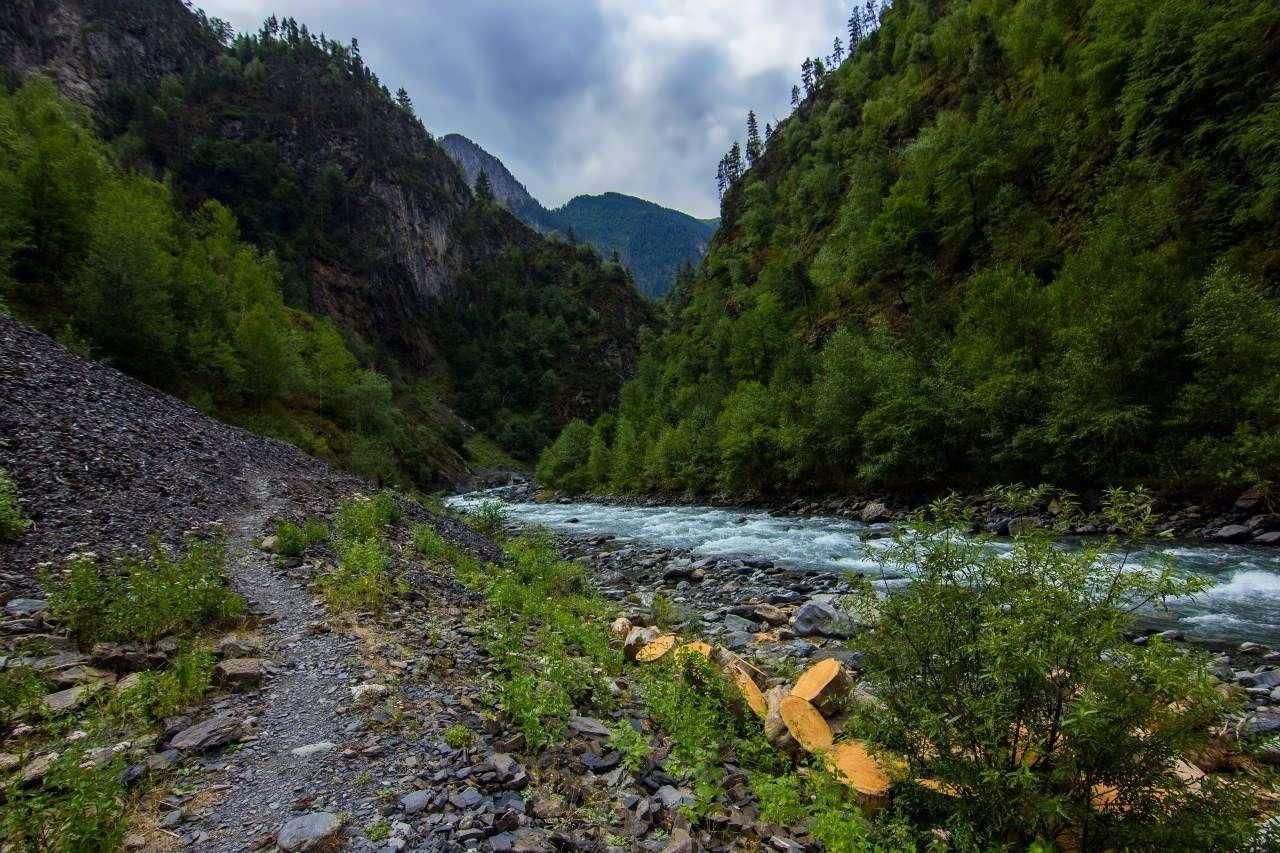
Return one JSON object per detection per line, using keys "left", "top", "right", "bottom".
{"left": 441, "top": 134, "right": 718, "bottom": 300}
{"left": 0, "top": 1, "right": 651, "bottom": 486}
{"left": 540, "top": 0, "right": 1280, "bottom": 499}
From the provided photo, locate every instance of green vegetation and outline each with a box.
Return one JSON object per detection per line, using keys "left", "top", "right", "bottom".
{"left": 442, "top": 723, "right": 476, "bottom": 749}
{"left": 42, "top": 536, "right": 243, "bottom": 646}
{"left": 541, "top": 0, "right": 1280, "bottom": 497}
{"left": 1, "top": 751, "right": 127, "bottom": 852}
{"left": 848, "top": 488, "right": 1258, "bottom": 848}
{"left": 411, "top": 524, "right": 452, "bottom": 562}
{"left": 274, "top": 517, "right": 328, "bottom": 557}
{"left": 0, "top": 468, "right": 30, "bottom": 540}
{"left": 110, "top": 643, "right": 217, "bottom": 725}
{"left": 464, "top": 500, "right": 508, "bottom": 539}
{"left": 320, "top": 494, "right": 403, "bottom": 613}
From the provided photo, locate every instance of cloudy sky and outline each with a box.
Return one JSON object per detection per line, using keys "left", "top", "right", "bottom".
{"left": 198, "top": 0, "right": 850, "bottom": 218}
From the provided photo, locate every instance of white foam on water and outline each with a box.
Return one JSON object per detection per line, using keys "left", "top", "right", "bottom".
{"left": 447, "top": 492, "right": 1280, "bottom": 643}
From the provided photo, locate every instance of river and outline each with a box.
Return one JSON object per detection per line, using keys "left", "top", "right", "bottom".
{"left": 446, "top": 492, "right": 1280, "bottom": 646}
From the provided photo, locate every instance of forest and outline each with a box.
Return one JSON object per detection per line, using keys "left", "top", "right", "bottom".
{"left": 540, "top": 0, "right": 1280, "bottom": 498}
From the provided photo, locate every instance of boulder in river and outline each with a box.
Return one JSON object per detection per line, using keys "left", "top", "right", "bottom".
{"left": 791, "top": 598, "right": 860, "bottom": 638}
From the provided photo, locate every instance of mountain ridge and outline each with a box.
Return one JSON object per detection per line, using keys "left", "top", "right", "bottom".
{"left": 440, "top": 133, "right": 717, "bottom": 299}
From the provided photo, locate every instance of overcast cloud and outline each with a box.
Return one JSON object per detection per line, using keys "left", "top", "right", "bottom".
{"left": 198, "top": 0, "right": 849, "bottom": 218}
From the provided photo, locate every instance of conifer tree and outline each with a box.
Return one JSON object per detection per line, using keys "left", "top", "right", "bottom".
{"left": 791, "top": 85, "right": 801, "bottom": 109}
{"left": 746, "top": 111, "right": 762, "bottom": 167}
{"left": 475, "top": 170, "right": 494, "bottom": 202}
{"left": 727, "top": 142, "right": 744, "bottom": 183}
{"left": 801, "top": 59, "right": 815, "bottom": 95}
{"left": 394, "top": 87, "right": 413, "bottom": 113}
{"left": 764, "top": 122, "right": 774, "bottom": 145}
{"left": 832, "top": 36, "right": 844, "bottom": 65}
{"left": 848, "top": 9, "right": 863, "bottom": 47}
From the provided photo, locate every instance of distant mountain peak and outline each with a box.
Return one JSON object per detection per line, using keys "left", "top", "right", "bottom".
{"left": 441, "top": 134, "right": 717, "bottom": 299}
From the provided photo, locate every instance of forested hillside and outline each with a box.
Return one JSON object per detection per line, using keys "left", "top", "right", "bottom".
{"left": 0, "top": 2, "right": 651, "bottom": 486}
{"left": 442, "top": 133, "right": 718, "bottom": 299}
{"left": 540, "top": 0, "right": 1280, "bottom": 498}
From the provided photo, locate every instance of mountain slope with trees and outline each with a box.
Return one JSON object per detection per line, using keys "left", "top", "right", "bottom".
{"left": 0, "top": 1, "right": 652, "bottom": 485}
{"left": 441, "top": 133, "right": 718, "bottom": 299}
{"left": 540, "top": 0, "right": 1280, "bottom": 499}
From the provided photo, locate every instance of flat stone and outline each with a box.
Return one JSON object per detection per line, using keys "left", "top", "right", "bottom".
{"left": 568, "top": 716, "right": 611, "bottom": 737}
{"left": 400, "top": 790, "right": 432, "bottom": 815}
{"left": 19, "top": 752, "right": 58, "bottom": 786}
{"left": 4, "top": 598, "right": 46, "bottom": 617}
{"left": 290, "top": 741, "right": 335, "bottom": 759}
{"left": 43, "top": 681, "right": 106, "bottom": 713}
{"left": 214, "top": 658, "right": 263, "bottom": 689}
{"left": 350, "top": 683, "right": 389, "bottom": 705}
{"left": 276, "top": 812, "right": 342, "bottom": 851}
{"left": 1209, "top": 524, "right": 1253, "bottom": 543}
{"left": 0, "top": 752, "right": 21, "bottom": 773}
{"left": 170, "top": 711, "right": 241, "bottom": 751}
{"left": 1239, "top": 670, "right": 1280, "bottom": 690}
{"left": 791, "top": 599, "right": 860, "bottom": 638}
{"left": 216, "top": 636, "right": 261, "bottom": 658}
{"left": 752, "top": 603, "right": 788, "bottom": 626}
{"left": 50, "top": 665, "right": 116, "bottom": 688}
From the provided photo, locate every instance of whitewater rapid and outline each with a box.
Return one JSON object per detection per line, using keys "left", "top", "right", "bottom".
{"left": 447, "top": 494, "right": 1280, "bottom": 645}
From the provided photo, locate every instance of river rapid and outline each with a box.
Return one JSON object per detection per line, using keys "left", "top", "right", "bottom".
{"left": 448, "top": 491, "right": 1280, "bottom": 646}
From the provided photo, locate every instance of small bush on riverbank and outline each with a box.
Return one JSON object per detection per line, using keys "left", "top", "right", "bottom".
{"left": 275, "top": 517, "right": 328, "bottom": 557}
{"left": 43, "top": 536, "right": 242, "bottom": 645}
{"left": 411, "top": 524, "right": 454, "bottom": 562}
{"left": 851, "top": 488, "right": 1259, "bottom": 849}
{"left": 333, "top": 492, "right": 399, "bottom": 544}
{"left": 0, "top": 468, "right": 30, "bottom": 541}
{"left": 322, "top": 537, "right": 398, "bottom": 613}
{"left": 465, "top": 500, "right": 508, "bottom": 539}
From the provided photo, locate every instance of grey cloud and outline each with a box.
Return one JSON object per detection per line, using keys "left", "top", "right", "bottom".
{"left": 200, "top": 1, "right": 848, "bottom": 217}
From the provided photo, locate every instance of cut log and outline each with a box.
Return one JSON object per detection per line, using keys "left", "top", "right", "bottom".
{"left": 825, "top": 740, "right": 897, "bottom": 812}
{"left": 779, "top": 695, "right": 834, "bottom": 754}
{"left": 636, "top": 634, "right": 678, "bottom": 663}
{"left": 610, "top": 616, "right": 633, "bottom": 638}
{"left": 678, "top": 641, "right": 713, "bottom": 660}
{"left": 728, "top": 664, "right": 767, "bottom": 720}
{"left": 790, "top": 658, "right": 852, "bottom": 716}
{"left": 712, "top": 646, "right": 768, "bottom": 682}
{"left": 623, "top": 626, "right": 659, "bottom": 661}
{"left": 764, "top": 686, "right": 802, "bottom": 757}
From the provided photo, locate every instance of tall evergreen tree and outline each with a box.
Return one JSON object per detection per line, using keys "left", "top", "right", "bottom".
{"left": 394, "top": 87, "right": 413, "bottom": 113}
{"left": 716, "top": 158, "right": 728, "bottom": 198}
{"left": 848, "top": 9, "right": 863, "bottom": 47}
{"left": 727, "top": 142, "right": 744, "bottom": 183}
{"left": 832, "top": 36, "right": 844, "bottom": 65}
{"left": 474, "top": 170, "right": 494, "bottom": 202}
{"left": 746, "top": 111, "right": 762, "bottom": 167}
{"left": 791, "top": 85, "right": 801, "bottom": 109}
{"left": 764, "top": 122, "right": 774, "bottom": 145}
{"left": 801, "top": 58, "right": 815, "bottom": 95}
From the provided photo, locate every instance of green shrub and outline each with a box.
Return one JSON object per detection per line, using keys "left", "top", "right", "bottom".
{"left": 0, "top": 750, "right": 126, "bottom": 851}
{"left": 110, "top": 642, "right": 216, "bottom": 724}
{"left": 274, "top": 517, "right": 328, "bottom": 557}
{"left": 0, "top": 666, "right": 47, "bottom": 728}
{"left": 411, "top": 524, "right": 453, "bottom": 562}
{"left": 609, "top": 722, "right": 651, "bottom": 773}
{"left": 320, "top": 537, "right": 396, "bottom": 613}
{"left": 43, "top": 536, "right": 243, "bottom": 646}
{"left": 850, "top": 489, "right": 1259, "bottom": 848}
{"left": 650, "top": 592, "right": 680, "bottom": 629}
{"left": 498, "top": 672, "right": 572, "bottom": 753}
{"left": 332, "top": 492, "right": 398, "bottom": 544}
{"left": 443, "top": 723, "right": 475, "bottom": 749}
{"left": 464, "top": 500, "right": 508, "bottom": 539}
{"left": 0, "top": 468, "right": 31, "bottom": 541}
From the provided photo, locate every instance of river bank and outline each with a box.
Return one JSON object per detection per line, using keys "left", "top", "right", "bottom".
{"left": 483, "top": 478, "right": 1280, "bottom": 548}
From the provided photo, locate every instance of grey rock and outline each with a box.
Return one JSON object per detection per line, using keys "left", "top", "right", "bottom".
{"left": 276, "top": 812, "right": 343, "bottom": 852}
{"left": 214, "top": 657, "right": 263, "bottom": 689}
{"left": 1240, "top": 669, "right": 1280, "bottom": 690}
{"left": 860, "top": 501, "right": 891, "bottom": 523}
{"left": 4, "top": 598, "right": 46, "bottom": 617}
{"left": 169, "top": 711, "right": 241, "bottom": 751}
{"left": 400, "top": 790, "right": 432, "bottom": 815}
{"left": 1208, "top": 524, "right": 1253, "bottom": 543}
{"left": 791, "top": 599, "right": 860, "bottom": 638}
{"left": 568, "top": 716, "right": 611, "bottom": 737}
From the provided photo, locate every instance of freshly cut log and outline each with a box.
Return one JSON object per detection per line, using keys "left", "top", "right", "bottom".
{"left": 764, "top": 686, "right": 802, "bottom": 757}
{"left": 636, "top": 634, "right": 678, "bottom": 663}
{"left": 790, "top": 658, "right": 852, "bottom": 715}
{"left": 825, "top": 740, "right": 895, "bottom": 811}
{"left": 779, "top": 695, "right": 834, "bottom": 754}
{"left": 623, "top": 626, "right": 659, "bottom": 661}
{"left": 728, "top": 664, "right": 767, "bottom": 719}
{"left": 712, "top": 646, "right": 768, "bottom": 682}
{"left": 678, "top": 641, "right": 713, "bottom": 660}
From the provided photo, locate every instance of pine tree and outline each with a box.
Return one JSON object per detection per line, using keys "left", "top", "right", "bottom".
{"left": 727, "top": 142, "right": 744, "bottom": 182}
{"left": 848, "top": 9, "right": 863, "bottom": 47}
{"left": 832, "top": 36, "right": 844, "bottom": 65}
{"left": 864, "top": 0, "right": 878, "bottom": 33}
{"left": 746, "top": 111, "right": 762, "bottom": 167}
{"left": 475, "top": 170, "right": 494, "bottom": 202}
{"left": 394, "top": 87, "right": 413, "bottom": 113}
{"left": 813, "top": 57, "right": 826, "bottom": 83}
{"left": 764, "top": 122, "right": 774, "bottom": 145}
{"left": 801, "top": 58, "right": 815, "bottom": 95}
{"left": 791, "top": 85, "right": 801, "bottom": 109}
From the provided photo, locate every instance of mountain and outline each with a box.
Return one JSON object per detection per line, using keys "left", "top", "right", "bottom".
{"left": 441, "top": 133, "right": 717, "bottom": 299}
{"left": 439, "top": 133, "right": 554, "bottom": 230}
{"left": 538, "top": 0, "right": 1280, "bottom": 499}
{"left": 0, "top": 1, "right": 653, "bottom": 484}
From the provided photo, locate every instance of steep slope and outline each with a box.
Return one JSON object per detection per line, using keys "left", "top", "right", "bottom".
{"left": 441, "top": 133, "right": 717, "bottom": 299}
{"left": 548, "top": 193, "right": 719, "bottom": 300}
{"left": 439, "top": 133, "right": 555, "bottom": 230}
{"left": 0, "top": 3, "right": 652, "bottom": 475}
{"left": 540, "top": 0, "right": 1280, "bottom": 498}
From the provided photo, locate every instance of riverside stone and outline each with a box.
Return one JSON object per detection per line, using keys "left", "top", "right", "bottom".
{"left": 276, "top": 812, "right": 342, "bottom": 851}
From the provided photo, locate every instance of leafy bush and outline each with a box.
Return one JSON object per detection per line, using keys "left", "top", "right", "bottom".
{"left": 609, "top": 722, "right": 651, "bottom": 773}
{"left": 320, "top": 537, "right": 396, "bottom": 613}
{"left": 0, "top": 468, "right": 31, "bottom": 541}
{"left": 110, "top": 642, "right": 216, "bottom": 724}
{"left": 333, "top": 492, "right": 398, "bottom": 544}
{"left": 0, "top": 666, "right": 47, "bottom": 729}
{"left": 443, "top": 723, "right": 475, "bottom": 749}
{"left": 498, "top": 672, "right": 572, "bottom": 753}
{"left": 0, "top": 750, "right": 126, "bottom": 852}
{"left": 274, "top": 517, "right": 327, "bottom": 557}
{"left": 850, "top": 489, "right": 1258, "bottom": 848}
{"left": 43, "top": 536, "right": 242, "bottom": 645}
{"left": 650, "top": 592, "right": 680, "bottom": 629}
{"left": 464, "top": 500, "right": 508, "bottom": 539}
{"left": 411, "top": 524, "right": 453, "bottom": 562}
